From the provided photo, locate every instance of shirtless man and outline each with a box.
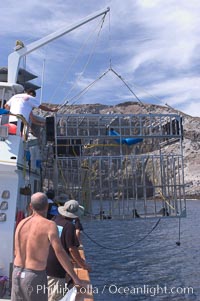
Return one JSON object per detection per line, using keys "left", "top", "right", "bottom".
{"left": 11, "top": 192, "right": 83, "bottom": 301}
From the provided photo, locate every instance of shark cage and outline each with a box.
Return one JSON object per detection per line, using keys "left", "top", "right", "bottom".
{"left": 43, "top": 113, "right": 186, "bottom": 220}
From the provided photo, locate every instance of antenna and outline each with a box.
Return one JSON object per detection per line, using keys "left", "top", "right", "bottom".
{"left": 40, "top": 58, "right": 46, "bottom": 105}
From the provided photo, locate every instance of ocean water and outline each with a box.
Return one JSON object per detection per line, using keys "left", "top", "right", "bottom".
{"left": 82, "top": 200, "right": 200, "bottom": 300}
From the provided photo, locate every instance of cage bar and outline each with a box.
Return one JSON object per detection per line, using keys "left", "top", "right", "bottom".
{"left": 44, "top": 113, "right": 186, "bottom": 219}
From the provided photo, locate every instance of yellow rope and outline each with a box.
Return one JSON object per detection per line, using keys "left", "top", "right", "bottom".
{"left": 152, "top": 165, "right": 175, "bottom": 211}
{"left": 57, "top": 160, "right": 69, "bottom": 193}
{"left": 84, "top": 143, "right": 125, "bottom": 149}
{"left": 7, "top": 113, "right": 29, "bottom": 140}
{"left": 158, "top": 189, "right": 175, "bottom": 210}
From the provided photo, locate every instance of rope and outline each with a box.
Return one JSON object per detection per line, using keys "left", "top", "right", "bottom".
{"left": 62, "top": 66, "right": 147, "bottom": 109}
{"left": 41, "top": 144, "right": 50, "bottom": 185}
{"left": 176, "top": 216, "right": 181, "bottom": 246}
{"left": 65, "top": 69, "right": 110, "bottom": 106}
{"left": 57, "top": 160, "right": 69, "bottom": 194}
{"left": 84, "top": 143, "right": 122, "bottom": 149}
{"left": 57, "top": 15, "right": 107, "bottom": 109}
{"left": 49, "top": 15, "right": 106, "bottom": 105}
{"left": 158, "top": 189, "right": 175, "bottom": 210}
{"left": 110, "top": 68, "right": 144, "bottom": 106}
{"left": 83, "top": 218, "right": 161, "bottom": 251}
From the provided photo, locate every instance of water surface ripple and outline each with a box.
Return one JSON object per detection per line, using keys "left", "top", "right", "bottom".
{"left": 82, "top": 200, "right": 200, "bottom": 300}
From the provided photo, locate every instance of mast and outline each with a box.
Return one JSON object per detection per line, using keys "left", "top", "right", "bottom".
{"left": 8, "top": 7, "right": 110, "bottom": 84}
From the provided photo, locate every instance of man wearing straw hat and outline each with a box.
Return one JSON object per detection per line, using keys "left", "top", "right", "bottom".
{"left": 46, "top": 199, "right": 91, "bottom": 301}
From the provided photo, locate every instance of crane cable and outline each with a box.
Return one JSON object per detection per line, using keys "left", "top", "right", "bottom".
{"left": 57, "top": 14, "right": 107, "bottom": 110}
{"left": 48, "top": 15, "right": 107, "bottom": 105}
{"left": 62, "top": 69, "right": 110, "bottom": 107}
{"left": 83, "top": 218, "right": 161, "bottom": 251}
{"left": 62, "top": 66, "right": 148, "bottom": 109}
{"left": 109, "top": 67, "right": 144, "bottom": 106}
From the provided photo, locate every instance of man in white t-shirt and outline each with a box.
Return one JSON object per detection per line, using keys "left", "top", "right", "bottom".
{"left": 5, "top": 88, "right": 57, "bottom": 127}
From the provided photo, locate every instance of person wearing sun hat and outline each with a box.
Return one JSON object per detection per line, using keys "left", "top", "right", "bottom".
{"left": 58, "top": 199, "right": 84, "bottom": 218}
{"left": 46, "top": 199, "right": 91, "bottom": 301}
{"left": 58, "top": 200, "right": 84, "bottom": 245}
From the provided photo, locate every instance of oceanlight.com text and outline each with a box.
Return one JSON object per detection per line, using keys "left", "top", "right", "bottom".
{"left": 103, "top": 284, "right": 194, "bottom": 297}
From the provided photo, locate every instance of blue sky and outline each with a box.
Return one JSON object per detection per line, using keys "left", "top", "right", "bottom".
{"left": 1, "top": 0, "right": 200, "bottom": 116}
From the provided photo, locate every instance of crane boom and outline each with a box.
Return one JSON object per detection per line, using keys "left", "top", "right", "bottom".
{"left": 8, "top": 7, "right": 110, "bottom": 84}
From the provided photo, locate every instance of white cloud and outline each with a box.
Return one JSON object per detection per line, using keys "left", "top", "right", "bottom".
{"left": 182, "top": 101, "right": 200, "bottom": 117}
{"left": 1, "top": 0, "right": 200, "bottom": 115}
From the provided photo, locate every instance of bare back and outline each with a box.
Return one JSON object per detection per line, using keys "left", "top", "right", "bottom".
{"left": 14, "top": 214, "right": 57, "bottom": 270}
